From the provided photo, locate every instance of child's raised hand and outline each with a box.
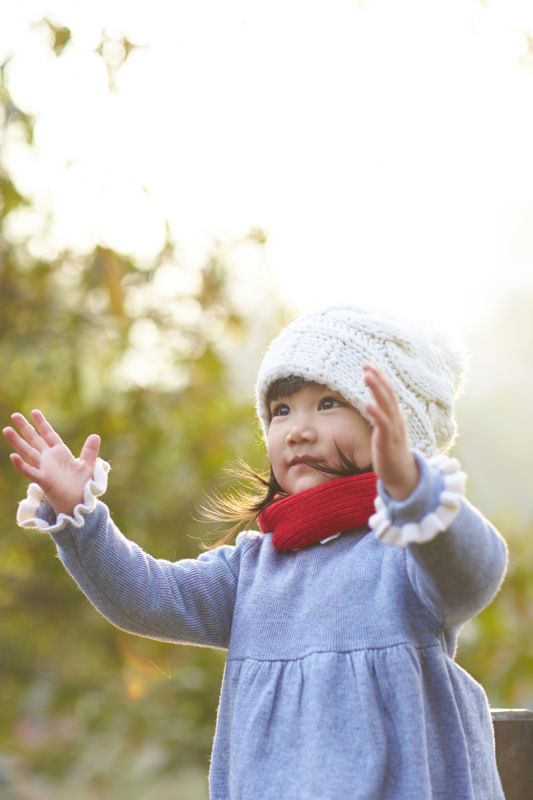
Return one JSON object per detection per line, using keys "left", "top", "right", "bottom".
{"left": 363, "top": 364, "right": 419, "bottom": 501}
{"left": 2, "top": 410, "right": 101, "bottom": 518}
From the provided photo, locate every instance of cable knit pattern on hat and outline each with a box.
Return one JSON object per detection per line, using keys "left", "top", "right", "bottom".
{"left": 256, "top": 305, "right": 468, "bottom": 456}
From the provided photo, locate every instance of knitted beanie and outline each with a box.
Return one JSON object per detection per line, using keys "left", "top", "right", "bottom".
{"left": 256, "top": 304, "right": 468, "bottom": 456}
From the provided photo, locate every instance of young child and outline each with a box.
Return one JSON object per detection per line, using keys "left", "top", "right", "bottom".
{"left": 3, "top": 304, "right": 507, "bottom": 800}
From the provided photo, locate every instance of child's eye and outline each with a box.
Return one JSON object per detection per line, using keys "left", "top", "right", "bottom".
{"left": 320, "top": 397, "right": 344, "bottom": 410}
{"left": 271, "top": 403, "right": 291, "bottom": 417}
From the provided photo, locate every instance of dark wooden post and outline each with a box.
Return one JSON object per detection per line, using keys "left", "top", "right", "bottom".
{"left": 491, "top": 709, "right": 533, "bottom": 799}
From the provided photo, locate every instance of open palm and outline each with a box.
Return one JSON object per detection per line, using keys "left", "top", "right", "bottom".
{"left": 3, "top": 410, "right": 100, "bottom": 517}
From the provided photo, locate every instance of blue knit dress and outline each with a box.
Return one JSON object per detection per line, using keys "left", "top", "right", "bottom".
{"left": 25, "top": 455, "right": 507, "bottom": 799}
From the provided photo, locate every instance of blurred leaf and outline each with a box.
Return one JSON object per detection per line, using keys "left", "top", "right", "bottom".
{"left": 0, "top": 170, "right": 28, "bottom": 218}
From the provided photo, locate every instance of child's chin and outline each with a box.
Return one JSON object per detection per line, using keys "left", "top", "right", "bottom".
{"left": 291, "top": 474, "right": 331, "bottom": 495}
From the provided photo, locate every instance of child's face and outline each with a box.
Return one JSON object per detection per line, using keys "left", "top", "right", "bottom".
{"left": 267, "top": 383, "right": 372, "bottom": 495}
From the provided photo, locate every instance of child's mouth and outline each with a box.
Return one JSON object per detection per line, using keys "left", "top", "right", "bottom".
{"left": 289, "top": 457, "right": 320, "bottom": 469}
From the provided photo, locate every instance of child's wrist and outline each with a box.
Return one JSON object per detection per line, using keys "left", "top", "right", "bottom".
{"left": 382, "top": 455, "right": 420, "bottom": 501}
{"left": 48, "top": 503, "right": 76, "bottom": 518}
{"left": 47, "top": 492, "right": 84, "bottom": 519}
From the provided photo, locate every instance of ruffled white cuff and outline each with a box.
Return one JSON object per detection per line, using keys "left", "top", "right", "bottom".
{"left": 16, "top": 458, "right": 111, "bottom": 533}
{"left": 368, "top": 453, "right": 466, "bottom": 547}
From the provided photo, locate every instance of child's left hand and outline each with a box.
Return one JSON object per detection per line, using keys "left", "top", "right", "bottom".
{"left": 363, "top": 364, "right": 419, "bottom": 501}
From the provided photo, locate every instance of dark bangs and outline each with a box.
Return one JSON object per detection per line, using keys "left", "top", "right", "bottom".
{"left": 267, "top": 375, "right": 314, "bottom": 410}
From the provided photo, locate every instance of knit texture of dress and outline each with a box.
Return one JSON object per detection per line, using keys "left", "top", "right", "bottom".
{"left": 30, "top": 454, "right": 507, "bottom": 800}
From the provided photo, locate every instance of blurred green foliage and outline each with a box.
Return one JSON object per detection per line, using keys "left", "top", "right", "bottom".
{"left": 0, "top": 50, "right": 268, "bottom": 800}
{"left": 455, "top": 516, "right": 533, "bottom": 710}
{"left": 451, "top": 294, "right": 533, "bottom": 709}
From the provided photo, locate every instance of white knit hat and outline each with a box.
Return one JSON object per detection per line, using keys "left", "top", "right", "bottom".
{"left": 256, "top": 304, "right": 468, "bottom": 456}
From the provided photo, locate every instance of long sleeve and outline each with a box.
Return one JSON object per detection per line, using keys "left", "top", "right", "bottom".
{"left": 40, "top": 499, "right": 242, "bottom": 649}
{"left": 375, "top": 452, "right": 508, "bottom": 631}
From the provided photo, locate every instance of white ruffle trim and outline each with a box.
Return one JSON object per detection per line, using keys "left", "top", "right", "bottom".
{"left": 368, "top": 453, "right": 466, "bottom": 547}
{"left": 16, "top": 458, "right": 111, "bottom": 533}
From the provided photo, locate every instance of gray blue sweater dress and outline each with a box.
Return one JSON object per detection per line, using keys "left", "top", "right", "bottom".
{"left": 19, "top": 452, "right": 508, "bottom": 799}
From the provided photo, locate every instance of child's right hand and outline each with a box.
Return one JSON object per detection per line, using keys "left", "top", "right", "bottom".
{"left": 2, "top": 410, "right": 101, "bottom": 518}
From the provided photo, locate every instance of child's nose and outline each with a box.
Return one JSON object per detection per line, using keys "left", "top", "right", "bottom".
{"left": 285, "top": 416, "right": 317, "bottom": 445}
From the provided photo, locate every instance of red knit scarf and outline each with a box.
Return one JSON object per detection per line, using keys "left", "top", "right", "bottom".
{"left": 258, "top": 472, "right": 377, "bottom": 551}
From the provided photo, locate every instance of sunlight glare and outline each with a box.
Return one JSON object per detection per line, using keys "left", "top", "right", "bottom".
{"left": 1, "top": 0, "right": 533, "bottom": 333}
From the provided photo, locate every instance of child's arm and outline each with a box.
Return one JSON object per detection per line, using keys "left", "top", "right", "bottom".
{"left": 2, "top": 413, "right": 240, "bottom": 649}
{"left": 47, "top": 501, "right": 239, "bottom": 648}
{"left": 364, "top": 365, "right": 508, "bottom": 629}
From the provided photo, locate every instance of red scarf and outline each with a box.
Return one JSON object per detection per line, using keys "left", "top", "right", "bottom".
{"left": 258, "top": 472, "right": 377, "bottom": 551}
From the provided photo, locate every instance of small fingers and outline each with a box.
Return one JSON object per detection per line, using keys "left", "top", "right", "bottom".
{"left": 10, "top": 453, "right": 41, "bottom": 483}
{"left": 364, "top": 400, "right": 386, "bottom": 425}
{"left": 31, "top": 410, "right": 64, "bottom": 447}
{"left": 10, "top": 412, "right": 47, "bottom": 452}
{"left": 363, "top": 363, "right": 395, "bottom": 396}
{"left": 2, "top": 426, "right": 42, "bottom": 467}
{"left": 80, "top": 434, "right": 101, "bottom": 468}
{"left": 363, "top": 364, "right": 399, "bottom": 415}
{"left": 364, "top": 401, "right": 397, "bottom": 440}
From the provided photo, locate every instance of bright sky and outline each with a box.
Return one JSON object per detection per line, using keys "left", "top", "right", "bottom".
{"left": 2, "top": 0, "right": 533, "bottom": 335}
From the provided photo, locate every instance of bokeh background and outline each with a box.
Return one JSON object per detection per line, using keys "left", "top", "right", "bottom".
{"left": 1, "top": 1, "right": 533, "bottom": 798}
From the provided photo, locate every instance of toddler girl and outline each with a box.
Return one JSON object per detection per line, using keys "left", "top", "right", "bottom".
{"left": 3, "top": 304, "right": 508, "bottom": 799}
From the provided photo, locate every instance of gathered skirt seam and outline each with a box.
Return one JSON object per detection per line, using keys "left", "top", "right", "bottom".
{"left": 226, "top": 641, "right": 443, "bottom": 663}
